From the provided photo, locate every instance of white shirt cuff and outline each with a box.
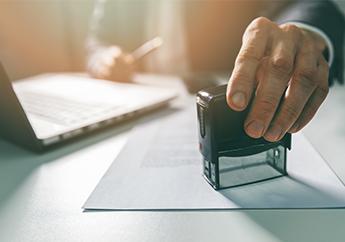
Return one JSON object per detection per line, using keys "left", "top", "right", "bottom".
{"left": 287, "top": 21, "right": 334, "bottom": 67}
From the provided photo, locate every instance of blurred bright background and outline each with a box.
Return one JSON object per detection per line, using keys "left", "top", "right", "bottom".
{"left": 0, "top": 0, "right": 344, "bottom": 81}
{"left": 0, "top": 0, "right": 95, "bottom": 80}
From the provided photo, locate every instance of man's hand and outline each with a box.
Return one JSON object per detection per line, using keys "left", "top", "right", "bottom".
{"left": 227, "top": 17, "right": 329, "bottom": 142}
{"left": 87, "top": 46, "right": 135, "bottom": 82}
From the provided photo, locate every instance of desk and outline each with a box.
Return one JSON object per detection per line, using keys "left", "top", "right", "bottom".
{"left": 1, "top": 76, "right": 345, "bottom": 242}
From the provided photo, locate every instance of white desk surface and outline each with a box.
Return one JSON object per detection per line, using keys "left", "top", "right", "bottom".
{"left": 1, "top": 75, "right": 345, "bottom": 242}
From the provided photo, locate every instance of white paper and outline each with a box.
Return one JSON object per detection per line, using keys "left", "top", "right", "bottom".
{"left": 83, "top": 108, "right": 345, "bottom": 210}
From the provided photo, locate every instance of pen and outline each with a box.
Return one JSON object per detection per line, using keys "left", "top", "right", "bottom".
{"left": 130, "top": 36, "right": 163, "bottom": 62}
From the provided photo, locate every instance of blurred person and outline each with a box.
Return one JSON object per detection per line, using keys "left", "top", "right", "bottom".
{"left": 86, "top": 0, "right": 344, "bottom": 142}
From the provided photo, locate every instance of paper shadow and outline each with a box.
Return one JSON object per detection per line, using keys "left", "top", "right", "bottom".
{"left": 228, "top": 175, "right": 345, "bottom": 242}
{"left": 219, "top": 175, "right": 345, "bottom": 209}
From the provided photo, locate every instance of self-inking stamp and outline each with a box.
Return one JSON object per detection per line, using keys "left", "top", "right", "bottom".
{"left": 196, "top": 85, "right": 291, "bottom": 190}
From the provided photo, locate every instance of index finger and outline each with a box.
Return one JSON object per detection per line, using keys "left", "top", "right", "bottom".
{"left": 227, "top": 17, "right": 271, "bottom": 111}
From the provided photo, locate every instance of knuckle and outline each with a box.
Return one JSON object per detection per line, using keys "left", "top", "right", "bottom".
{"left": 294, "top": 68, "right": 317, "bottom": 90}
{"left": 271, "top": 57, "right": 293, "bottom": 75}
{"left": 251, "top": 17, "right": 271, "bottom": 29}
{"left": 283, "top": 24, "right": 301, "bottom": 38}
{"left": 231, "top": 69, "right": 251, "bottom": 84}
{"left": 236, "top": 49, "right": 261, "bottom": 64}
{"left": 243, "top": 28, "right": 262, "bottom": 42}
{"left": 258, "top": 95, "right": 279, "bottom": 115}
{"left": 246, "top": 17, "right": 272, "bottom": 36}
{"left": 281, "top": 104, "right": 300, "bottom": 122}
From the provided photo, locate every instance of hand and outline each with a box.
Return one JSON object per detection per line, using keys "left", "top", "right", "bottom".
{"left": 87, "top": 46, "right": 135, "bottom": 82}
{"left": 226, "top": 17, "right": 329, "bottom": 142}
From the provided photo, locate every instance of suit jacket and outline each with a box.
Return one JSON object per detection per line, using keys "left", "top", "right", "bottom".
{"left": 276, "top": 0, "right": 345, "bottom": 85}
{"left": 88, "top": 0, "right": 344, "bottom": 85}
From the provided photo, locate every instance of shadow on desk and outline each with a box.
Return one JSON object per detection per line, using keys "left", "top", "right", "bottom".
{"left": 219, "top": 176, "right": 345, "bottom": 209}
{"left": 0, "top": 106, "right": 180, "bottom": 208}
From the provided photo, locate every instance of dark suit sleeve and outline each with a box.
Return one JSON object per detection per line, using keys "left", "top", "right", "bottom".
{"left": 275, "top": 0, "right": 345, "bottom": 86}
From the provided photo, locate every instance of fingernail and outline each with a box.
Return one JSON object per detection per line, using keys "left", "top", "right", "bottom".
{"left": 265, "top": 125, "right": 283, "bottom": 141}
{"left": 246, "top": 120, "right": 265, "bottom": 138}
{"left": 231, "top": 92, "right": 246, "bottom": 109}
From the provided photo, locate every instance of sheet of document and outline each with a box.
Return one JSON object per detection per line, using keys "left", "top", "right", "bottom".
{"left": 84, "top": 107, "right": 345, "bottom": 210}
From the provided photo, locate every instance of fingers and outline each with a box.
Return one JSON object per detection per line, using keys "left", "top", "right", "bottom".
{"left": 244, "top": 24, "right": 300, "bottom": 138}
{"left": 227, "top": 19, "right": 329, "bottom": 141}
{"left": 87, "top": 45, "right": 135, "bottom": 82}
{"left": 88, "top": 46, "right": 122, "bottom": 79}
{"left": 289, "top": 56, "right": 329, "bottom": 133}
{"left": 226, "top": 17, "right": 271, "bottom": 111}
{"left": 118, "top": 54, "right": 135, "bottom": 65}
{"left": 263, "top": 33, "right": 320, "bottom": 141}
{"left": 109, "top": 54, "right": 135, "bottom": 82}
{"left": 88, "top": 54, "right": 114, "bottom": 79}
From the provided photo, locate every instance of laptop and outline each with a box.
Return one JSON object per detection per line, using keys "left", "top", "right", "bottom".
{"left": 0, "top": 63, "right": 177, "bottom": 152}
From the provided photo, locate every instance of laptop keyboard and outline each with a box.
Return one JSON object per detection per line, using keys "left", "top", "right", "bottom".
{"left": 18, "top": 91, "right": 121, "bottom": 126}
